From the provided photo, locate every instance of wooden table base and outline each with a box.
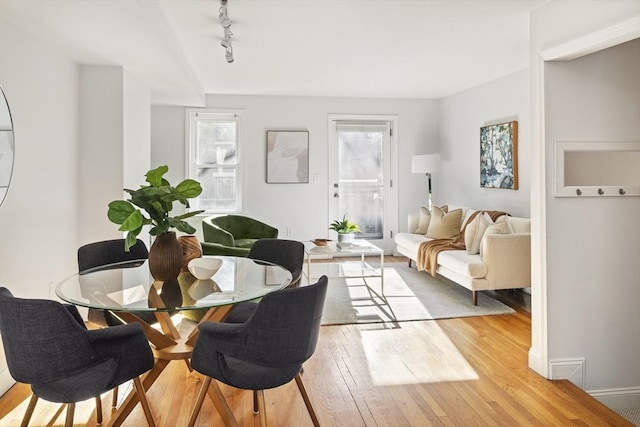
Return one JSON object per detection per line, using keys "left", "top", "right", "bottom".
{"left": 105, "top": 298, "right": 234, "bottom": 427}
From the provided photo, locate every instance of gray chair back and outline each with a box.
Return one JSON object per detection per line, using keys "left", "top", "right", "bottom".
{"left": 247, "top": 238, "right": 304, "bottom": 287}
{"left": 0, "top": 287, "right": 97, "bottom": 384}
{"left": 78, "top": 238, "right": 154, "bottom": 326}
{"left": 192, "top": 276, "right": 328, "bottom": 375}
{"left": 78, "top": 238, "right": 148, "bottom": 272}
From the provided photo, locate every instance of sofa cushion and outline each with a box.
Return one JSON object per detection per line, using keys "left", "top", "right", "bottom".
{"left": 415, "top": 206, "right": 431, "bottom": 234}
{"left": 479, "top": 221, "right": 511, "bottom": 257}
{"left": 464, "top": 212, "right": 493, "bottom": 255}
{"left": 426, "top": 206, "right": 462, "bottom": 239}
{"left": 395, "top": 232, "right": 429, "bottom": 254}
{"left": 447, "top": 206, "right": 476, "bottom": 230}
{"left": 507, "top": 216, "right": 531, "bottom": 233}
{"left": 437, "top": 250, "right": 487, "bottom": 279}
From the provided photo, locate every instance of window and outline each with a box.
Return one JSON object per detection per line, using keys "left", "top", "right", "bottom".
{"left": 186, "top": 109, "right": 242, "bottom": 213}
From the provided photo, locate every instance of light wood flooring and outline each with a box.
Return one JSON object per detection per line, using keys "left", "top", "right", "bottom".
{"left": 0, "top": 257, "right": 632, "bottom": 426}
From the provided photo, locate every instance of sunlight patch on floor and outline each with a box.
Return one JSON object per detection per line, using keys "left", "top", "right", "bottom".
{"left": 0, "top": 395, "right": 98, "bottom": 426}
{"left": 343, "top": 267, "right": 431, "bottom": 323}
{"left": 357, "top": 321, "right": 479, "bottom": 386}
{"left": 338, "top": 266, "right": 480, "bottom": 386}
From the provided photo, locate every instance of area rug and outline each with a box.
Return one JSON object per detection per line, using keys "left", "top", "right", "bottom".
{"left": 321, "top": 262, "right": 515, "bottom": 325}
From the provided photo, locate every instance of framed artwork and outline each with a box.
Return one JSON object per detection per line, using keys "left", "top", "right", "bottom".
{"left": 266, "top": 130, "right": 309, "bottom": 184}
{"left": 480, "top": 121, "right": 518, "bottom": 190}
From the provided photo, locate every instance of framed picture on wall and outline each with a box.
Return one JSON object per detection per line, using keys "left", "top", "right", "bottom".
{"left": 266, "top": 130, "right": 309, "bottom": 184}
{"left": 480, "top": 120, "right": 518, "bottom": 190}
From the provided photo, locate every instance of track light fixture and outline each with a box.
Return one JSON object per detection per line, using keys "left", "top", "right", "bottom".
{"left": 225, "top": 46, "right": 234, "bottom": 63}
{"left": 219, "top": 0, "right": 234, "bottom": 63}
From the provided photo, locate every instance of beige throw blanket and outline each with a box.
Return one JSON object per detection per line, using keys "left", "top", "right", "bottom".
{"left": 417, "top": 210, "right": 507, "bottom": 276}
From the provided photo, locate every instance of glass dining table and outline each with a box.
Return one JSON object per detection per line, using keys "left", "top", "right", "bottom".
{"left": 55, "top": 255, "right": 292, "bottom": 427}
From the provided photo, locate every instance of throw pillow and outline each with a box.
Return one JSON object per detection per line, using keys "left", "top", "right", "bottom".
{"left": 414, "top": 206, "right": 431, "bottom": 234}
{"left": 479, "top": 221, "right": 511, "bottom": 257}
{"left": 506, "top": 216, "right": 531, "bottom": 233}
{"left": 426, "top": 206, "right": 462, "bottom": 239}
{"left": 464, "top": 212, "right": 493, "bottom": 255}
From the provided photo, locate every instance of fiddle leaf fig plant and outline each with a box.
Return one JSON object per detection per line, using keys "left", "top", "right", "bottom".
{"left": 329, "top": 216, "right": 361, "bottom": 234}
{"left": 108, "top": 165, "right": 205, "bottom": 251}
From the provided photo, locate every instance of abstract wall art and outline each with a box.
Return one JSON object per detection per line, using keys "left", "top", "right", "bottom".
{"left": 266, "top": 130, "right": 309, "bottom": 184}
{"left": 480, "top": 121, "right": 518, "bottom": 190}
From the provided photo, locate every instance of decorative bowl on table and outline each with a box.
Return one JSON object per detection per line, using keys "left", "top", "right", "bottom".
{"left": 312, "top": 239, "right": 332, "bottom": 246}
{"left": 188, "top": 257, "right": 223, "bottom": 280}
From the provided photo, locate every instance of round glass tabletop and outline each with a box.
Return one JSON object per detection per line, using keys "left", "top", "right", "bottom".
{"left": 55, "top": 256, "right": 292, "bottom": 312}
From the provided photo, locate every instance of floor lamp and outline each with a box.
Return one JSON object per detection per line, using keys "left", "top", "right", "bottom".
{"left": 411, "top": 154, "right": 439, "bottom": 211}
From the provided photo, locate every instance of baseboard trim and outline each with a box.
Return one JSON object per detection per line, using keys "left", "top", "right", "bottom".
{"left": 0, "top": 369, "right": 15, "bottom": 397}
{"left": 528, "top": 347, "right": 546, "bottom": 377}
{"left": 589, "top": 387, "right": 640, "bottom": 410}
{"left": 549, "top": 358, "right": 585, "bottom": 388}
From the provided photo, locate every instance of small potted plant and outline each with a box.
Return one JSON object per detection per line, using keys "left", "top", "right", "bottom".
{"left": 329, "top": 215, "right": 361, "bottom": 243}
{"left": 107, "top": 165, "right": 204, "bottom": 281}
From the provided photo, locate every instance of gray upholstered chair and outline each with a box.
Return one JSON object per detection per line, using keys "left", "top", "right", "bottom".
{"left": 0, "top": 287, "right": 156, "bottom": 427}
{"left": 223, "top": 238, "right": 305, "bottom": 324}
{"left": 77, "top": 238, "right": 159, "bottom": 409}
{"left": 78, "top": 238, "right": 152, "bottom": 327}
{"left": 187, "top": 276, "right": 328, "bottom": 427}
{"left": 201, "top": 214, "right": 279, "bottom": 257}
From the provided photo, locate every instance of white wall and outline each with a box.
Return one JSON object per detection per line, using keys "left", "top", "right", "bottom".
{"left": 78, "top": 65, "right": 125, "bottom": 245}
{"left": 0, "top": 21, "right": 80, "bottom": 395}
{"left": 0, "top": 25, "right": 152, "bottom": 397}
{"left": 546, "top": 40, "right": 640, "bottom": 393}
{"left": 530, "top": 0, "right": 640, "bottom": 409}
{"left": 78, "top": 66, "right": 152, "bottom": 247}
{"left": 438, "top": 70, "right": 530, "bottom": 217}
{"left": 151, "top": 95, "right": 438, "bottom": 241}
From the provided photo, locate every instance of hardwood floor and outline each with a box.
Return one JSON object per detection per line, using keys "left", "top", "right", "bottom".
{"left": 0, "top": 259, "right": 632, "bottom": 426}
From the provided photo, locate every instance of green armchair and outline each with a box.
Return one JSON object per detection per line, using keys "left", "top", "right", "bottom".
{"left": 201, "top": 215, "right": 279, "bottom": 256}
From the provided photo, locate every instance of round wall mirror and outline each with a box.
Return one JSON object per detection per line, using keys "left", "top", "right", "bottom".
{"left": 0, "top": 85, "right": 14, "bottom": 207}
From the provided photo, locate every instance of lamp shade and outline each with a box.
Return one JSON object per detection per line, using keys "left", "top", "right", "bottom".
{"left": 411, "top": 154, "right": 439, "bottom": 174}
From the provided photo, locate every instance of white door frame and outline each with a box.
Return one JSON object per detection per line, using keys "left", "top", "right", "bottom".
{"left": 529, "top": 15, "right": 640, "bottom": 378}
{"left": 327, "top": 114, "right": 399, "bottom": 253}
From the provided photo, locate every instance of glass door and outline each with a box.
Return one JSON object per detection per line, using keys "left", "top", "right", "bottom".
{"left": 328, "top": 118, "right": 396, "bottom": 253}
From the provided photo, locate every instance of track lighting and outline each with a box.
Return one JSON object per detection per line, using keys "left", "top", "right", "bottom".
{"left": 218, "top": 0, "right": 234, "bottom": 63}
{"left": 225, "top": 46, "right": 234, "bottom": 63}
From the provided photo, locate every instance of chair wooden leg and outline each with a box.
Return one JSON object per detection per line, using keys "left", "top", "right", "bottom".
{"left": 65, "top": 403, "right": 75, "bottom": 427}
{"left": 133, "top": 376, "right": 156, "bottom": 427}
{"left": 256, "top": 389, "right": 267, "bottom": 427}
{"left": 20, "top": 393, "right": 39, "bottom": 427}
{"left": 111, "top": 386, "right": 119, "bottom": 408}
{"left": 187, "top": 376, "right": 210, "bottom": 427}
{"left": 95, "top": 396, "right": 103, "bottom": 424}
{"left": 294, "top": 374, "right": 320, "bottom": 427}
{"left": 206, "top": 378, "right": 239, "bottom": 427}
{"left": 188, "top": 376, "right": 239, "bottom": 427}
{"left": 253, "top": 390, "right": 259, "bottom": 414}
{"left": 473, "top": 290, "right": 478, "bottom": 306}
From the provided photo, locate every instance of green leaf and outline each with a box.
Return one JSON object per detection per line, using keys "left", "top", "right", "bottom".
{"left": 145, "top": 165, "right": 169, "bottom": 187}
{"left": 176, "top": 179, "right": 203, "bottom": 198}
{"left": 118, "top": 210, "right": 145, "bottom": 232}
{"left": 174, "top": 210, "right": 205, "bottom": 220}
{"left": 124, "top": 231, "right": 138, "bottom": 252}
{"left": 170, "top": 219, "right": 196, "bottom": 234}
{"left": 107, "top": 201, "right": 136, "bottom": 225}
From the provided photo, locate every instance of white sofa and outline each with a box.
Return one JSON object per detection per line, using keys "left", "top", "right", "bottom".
{"left": 394, "top": 205, "right": 531, "bottom": 305}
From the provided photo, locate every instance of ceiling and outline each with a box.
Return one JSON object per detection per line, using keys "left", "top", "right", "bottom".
{"left": 0, "top": 0, "right": 547, "bottom": 105}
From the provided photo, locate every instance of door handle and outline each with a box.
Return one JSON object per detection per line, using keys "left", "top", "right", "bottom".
{"left": 334, "top": 193, "right": 339, "bottom": 198}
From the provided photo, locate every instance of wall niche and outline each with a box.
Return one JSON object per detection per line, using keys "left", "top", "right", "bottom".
{"left": 554, "top": 141, "right": 640, "bottom": 197}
